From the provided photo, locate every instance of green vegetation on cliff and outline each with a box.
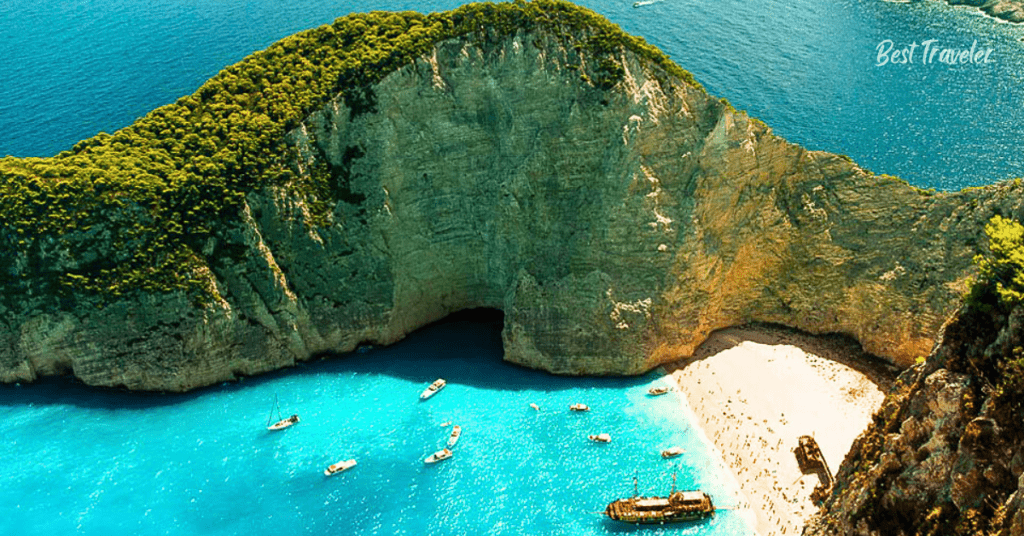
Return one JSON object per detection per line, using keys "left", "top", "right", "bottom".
{"left": 0, "top": 0, "right": 702, "bottom": 306}
{"left": 957, "top": 216, "right": 1024, "bottom": 426}
{"left": 970, "top": 215, "right": 1024, "bottom": 309}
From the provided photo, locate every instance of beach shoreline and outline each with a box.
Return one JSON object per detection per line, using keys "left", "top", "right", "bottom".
{"left": 667, "top": 325, "right": 894, "bottom": 536}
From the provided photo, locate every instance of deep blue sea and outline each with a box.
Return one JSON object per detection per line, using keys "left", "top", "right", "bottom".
{"left": 1, "top": 0, "right": 1023, "bottom": 189}
{"left": 0, "top": 317, "right": 750, "bottom": 535}
{"left": 1, "top": 1, "right": 1023, "bottom": 534}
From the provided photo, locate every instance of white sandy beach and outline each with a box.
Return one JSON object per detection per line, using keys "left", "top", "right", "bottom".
{"left": 670, "top": 328, "right": 889, "bottom": 536}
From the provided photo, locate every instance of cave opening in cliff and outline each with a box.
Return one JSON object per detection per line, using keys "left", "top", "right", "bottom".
{"left": 328, "top": 307, "right": 649, "bottom": 392}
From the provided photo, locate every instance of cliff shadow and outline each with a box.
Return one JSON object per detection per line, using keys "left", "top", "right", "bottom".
{"left": 292, "top": 307, "right": 653, "bottom": 393}
{"left": 665, "top": 322, "right": 900, "bottom": 392}
{"left": 0, "top": 308, "right": 652, "bottom": 409}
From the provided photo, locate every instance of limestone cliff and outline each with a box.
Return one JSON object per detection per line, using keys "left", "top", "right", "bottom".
{"left": 1, "top": 1, "right": 1023, "bottom": 391}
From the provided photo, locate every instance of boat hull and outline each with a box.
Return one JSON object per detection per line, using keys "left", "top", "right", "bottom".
{"left": 425, "top": 448, "right": 453, "bottom": 464}
{"left": 267, "top": 416, "right": 300, "bottom": 431}
{"left": 605, "top": 491, "right": 715, "bottom": 525}
{"left": 420, "top": 379, "right": 447, "bottom": 400}
{"left": 447, "top": 425, "right": 461, "bottom": 447}
{"left": 324, "top": 459, "right": 357, "bottom": 476}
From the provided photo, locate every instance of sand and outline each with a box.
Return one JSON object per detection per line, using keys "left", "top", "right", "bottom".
{"left": 668, "top": 326, "right": 892, "bottom": 536}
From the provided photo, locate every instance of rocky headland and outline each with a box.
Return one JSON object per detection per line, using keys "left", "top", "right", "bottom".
{"left": 1, "top": 1, "right": 1023, "bottom": 393}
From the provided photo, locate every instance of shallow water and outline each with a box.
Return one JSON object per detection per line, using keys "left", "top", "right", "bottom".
{"left": 2, "top": 0, "right": 1023, "bottom": 188}
{"left": 0, "top": 317, "right": 752, "bottom": 535}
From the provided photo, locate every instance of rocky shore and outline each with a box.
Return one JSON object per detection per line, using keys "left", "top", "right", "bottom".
{"left": 947, "top": 0, "right": 1024, "bottom": 24}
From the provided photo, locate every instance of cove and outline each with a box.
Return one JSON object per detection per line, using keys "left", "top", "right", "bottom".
{"left": 0, "top": 313, "right": 753, "bottom": 535}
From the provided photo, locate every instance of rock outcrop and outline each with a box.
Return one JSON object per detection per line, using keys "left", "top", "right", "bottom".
{"left": 805, "top": 295, "right": 1024, "bottom": 536}
{"left": 947, "top": 0, "right": 1024, "bottom": 24}
{"left": 2, "top": 3, "right": 1023, "bottom": 391}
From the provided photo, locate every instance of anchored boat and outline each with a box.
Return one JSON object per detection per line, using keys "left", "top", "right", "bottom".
{"left": 266, "top": 395, "right": 299, "bottom": 431}
{"left": 420, "top": 378, "right": 447, "bottom": 400}
{"left": 570, "top": 403, "right": 590, "bottom": 412}
{"left": 425, "top": 448, "right": 453, "bottom": 464}
{"left": 605, "top": 475, "right": 715, "bottom": 525}
{"left": 447, "top": 425, "right": 462, "bottom": 447}
{"left": 324, "top": 459, "right": 357, "bottom": 476}
{"left": 660, "top": 446, "right": 685, "bottom": 458}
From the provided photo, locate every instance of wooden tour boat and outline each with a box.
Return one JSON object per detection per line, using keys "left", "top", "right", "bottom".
{"left": 606, "top": 475, "right": 715, "bottom": 525}
{"left": 661, "top": 446, "right": 685, "bottom": 458}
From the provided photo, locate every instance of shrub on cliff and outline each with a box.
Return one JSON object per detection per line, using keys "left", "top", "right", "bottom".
{"left": 957, "top": 214, "right": 1024, "bottom": 442}
{"left": 970, "top": 215, "right": 1024, "bottom": 310}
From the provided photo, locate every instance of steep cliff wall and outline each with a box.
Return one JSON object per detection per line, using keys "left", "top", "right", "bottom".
{"left": 1, "top": 2, "right": 1022, "bottom": 391}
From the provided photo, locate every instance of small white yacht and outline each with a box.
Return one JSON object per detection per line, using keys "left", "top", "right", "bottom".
{"left": 324, "top": 459, "right": 357, "bottom": 476}
{"left": 447, "top": 425, "right": 462, "bottom": 448}
{"left": 420, "top": 378, "right": 447, "bottom": 400}
{"left": 425, "top": 448, "right": 453, "bottom": 464}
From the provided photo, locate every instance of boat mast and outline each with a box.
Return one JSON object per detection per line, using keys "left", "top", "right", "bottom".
{"left": 633, "top": 473, "right": 638, "bottom": 498}
{"left": 672, "top": 472, "right": 677, "bottom": 494}
{"left": 267, "top": 394, "right": 282, "bottom": 426}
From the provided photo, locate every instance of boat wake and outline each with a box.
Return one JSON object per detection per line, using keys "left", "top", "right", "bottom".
{"left": 633, "top": 0, "right": 665, "bottom": 7}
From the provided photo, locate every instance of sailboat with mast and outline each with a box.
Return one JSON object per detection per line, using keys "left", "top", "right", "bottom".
{"left": 605, "top": 473, "right": 715, "bottom": 524}
{"left": 266, "top": 395, "right": 300, "bottom": 431}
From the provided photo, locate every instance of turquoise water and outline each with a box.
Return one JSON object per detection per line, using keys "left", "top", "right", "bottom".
{"left": 1, "top": 0, "right": 1023, "bottom": 188}
{"left": 0, "top": 317, "right": 750, "bottom": 535}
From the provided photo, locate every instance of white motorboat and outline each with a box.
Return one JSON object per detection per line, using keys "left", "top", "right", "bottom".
{"left": 648, "top": 386, "right": 670, "bottom": 396}
{"left": 420, "top": 378, "right": 447, "bottom": 400}
{"left": 447, "top": 425, "right": 462, "bottom": 447}
{"left": 425, "top": 448, "right": 453, "bottom": 464}
{"left": 570, "top": 403, "right": 590, "bottom": 412}
{"left": 588, "top": 433, "right": 612, "bottom": 443}
{"left": 324, "top": 458, "right": 357, "bottom": 476}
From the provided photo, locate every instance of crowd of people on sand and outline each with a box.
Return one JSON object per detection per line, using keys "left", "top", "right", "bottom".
{"left": 672, "top": 337, "right": 886, "bottom": 536}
